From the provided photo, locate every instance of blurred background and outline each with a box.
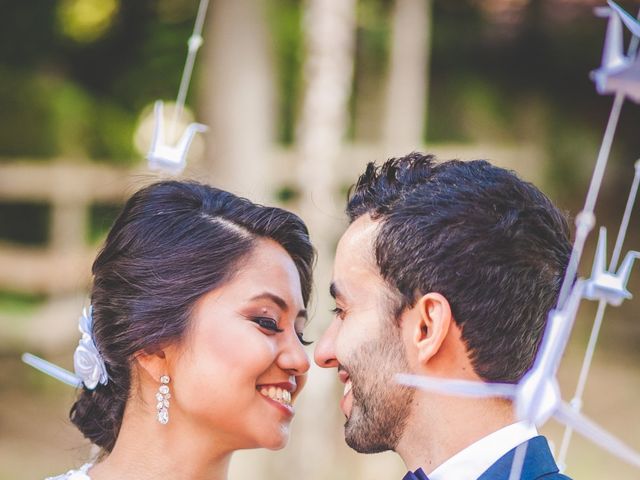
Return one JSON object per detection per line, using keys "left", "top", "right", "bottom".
{"left": 0, "top": 0, "right": 639, "bottom": 478}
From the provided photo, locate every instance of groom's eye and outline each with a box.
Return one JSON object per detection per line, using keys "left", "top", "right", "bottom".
{"left": 330, "top": 307, "right": 346, "bottom": 320}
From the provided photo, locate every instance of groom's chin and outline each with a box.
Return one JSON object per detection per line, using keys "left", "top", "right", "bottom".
{"left": 344, "top": 417, "right": 393, "bottom": 454}
{"left": 345, "top": 434, "right": 392, "bottom": 454}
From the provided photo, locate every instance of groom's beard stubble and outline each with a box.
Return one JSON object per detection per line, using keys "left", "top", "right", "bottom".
{"left": 344, "top": 328, "right": 415, "bottom": 454}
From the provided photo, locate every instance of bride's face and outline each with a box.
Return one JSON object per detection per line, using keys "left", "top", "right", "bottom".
{"left": 168, "top": 238, "right": 311, "bottom": 450}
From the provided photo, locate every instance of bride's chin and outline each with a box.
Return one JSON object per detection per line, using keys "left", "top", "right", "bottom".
{"left": 264, "top": 438, "right": 289, "bottom": 451}
{"left": 259, "top": 429, "right": 290, "bottom": 451}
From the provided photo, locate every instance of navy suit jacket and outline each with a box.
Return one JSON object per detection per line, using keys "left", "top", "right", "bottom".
{"left": 477, "top": 435, "right": 572, "bottom": 480}
{"left": 404, "top": 436, "right": 572, "bottom": 480}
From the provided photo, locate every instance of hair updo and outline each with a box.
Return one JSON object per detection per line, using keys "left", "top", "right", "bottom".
{"left": 69, "top": 181, "right": 315, "bottom": 452}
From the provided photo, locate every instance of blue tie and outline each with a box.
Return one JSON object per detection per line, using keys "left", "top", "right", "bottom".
{"left": 402, "top": 468, "right": 429, "bottom": 480}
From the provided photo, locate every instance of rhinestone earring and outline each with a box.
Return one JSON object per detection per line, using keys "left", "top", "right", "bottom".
{"left": 156, "top": 375, "right": 171, "bottom": 425}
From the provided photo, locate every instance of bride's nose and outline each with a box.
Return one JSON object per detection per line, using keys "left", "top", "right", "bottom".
{"left": 277, "top": 330, "right": 310, "bottom": 376}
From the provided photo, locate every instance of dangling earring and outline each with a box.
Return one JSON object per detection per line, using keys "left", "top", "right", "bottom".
{"left": 156, "top": 375, "right": 171, "bottom": 425}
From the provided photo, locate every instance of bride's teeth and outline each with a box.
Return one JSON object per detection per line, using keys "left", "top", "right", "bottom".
{"left": 343, "top": 380, "right": 352, "bottom": 397}
{"left": 259, "top": 386, "right": 293, "bottom": 406}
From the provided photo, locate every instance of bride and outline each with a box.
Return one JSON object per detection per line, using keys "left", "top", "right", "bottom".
{"left": 39, "top": 180, "right": 315, "bottom": 480}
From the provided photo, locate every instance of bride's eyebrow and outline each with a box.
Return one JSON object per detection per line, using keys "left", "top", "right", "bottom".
{"left": 249, "top": 292, "right": 288, "bottom": 310}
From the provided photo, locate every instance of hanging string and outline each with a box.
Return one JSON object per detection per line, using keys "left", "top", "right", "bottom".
{"left": 610, "top": 163, "right": 640, "bottom": 269}
{"left": 555, "top": 9, "right": 640, "bottom": 472}
{"left": 508, "top": 442, "right": 528, "bottom": 480}
{"left": 558, "top": 161, "right": 640, "bottom": 468}
{"left": 169, "top": 0, "right": 210, "bottom": 140}
{"left": 556, "top": 94, "right": 623, "bottom": 309}
{"left": 556, "top": 10, "right": 640, "bottom": 309}
{"left": 511, "top": 6, "right": 640, "bottom": 479}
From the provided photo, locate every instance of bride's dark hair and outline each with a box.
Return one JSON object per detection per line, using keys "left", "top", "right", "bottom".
{"left": 70, "top": 180, "right": 315, "bottom": 452}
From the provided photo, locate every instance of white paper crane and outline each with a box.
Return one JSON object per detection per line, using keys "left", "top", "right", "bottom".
{"left": 584, "top": 226, "right": 640, "bottom": 306}
{"left": 146, "top": 100, "right": 208, "bottom": 174}
{"left": 591, "top": 1, "right": 640, "bottom": 103}
{"left": 558, "top": 159, "right": 640, "bottom": 469}
{"left": 146, "top": 0, "right": 210, "bottom": 174}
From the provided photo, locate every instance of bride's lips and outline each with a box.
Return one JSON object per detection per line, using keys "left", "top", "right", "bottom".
{"left": 257, "top": 381, "right": 296, "bottom": 418}
{"left": 338, "top": 367, "right": 353, "bottom": 418}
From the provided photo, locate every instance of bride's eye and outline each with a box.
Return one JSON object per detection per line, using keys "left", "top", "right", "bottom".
{"left": 252, "top": 316, "right": 283, "bottom": 333}
{"left": 296, "top": 331, "right": 313, "bottom": 346}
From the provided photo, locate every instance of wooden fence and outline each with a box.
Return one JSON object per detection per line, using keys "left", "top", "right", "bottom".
{"left": 0, "top": 144, "right": 543, "bottom": 296}
{"left": 0, "top": 161, "right": 144, "bottom": 295}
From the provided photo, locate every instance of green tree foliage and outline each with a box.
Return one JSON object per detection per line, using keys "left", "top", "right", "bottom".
{"left": 0, "top": 0, "right": 198, "bottom": 162}
{"left": 1, "top": 0, "right": 639, "bottom": 219}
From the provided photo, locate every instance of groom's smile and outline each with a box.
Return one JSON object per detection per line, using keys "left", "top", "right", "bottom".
{"left": 338, "top": 367, "right": 353, "bottom": 417}
{"left": 315, "top": 215, "right": 415, "bottom": 453}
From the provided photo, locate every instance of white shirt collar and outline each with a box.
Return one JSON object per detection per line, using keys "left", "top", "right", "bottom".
{"left": 427, "top": 421, "right": 538, "bottom": 480}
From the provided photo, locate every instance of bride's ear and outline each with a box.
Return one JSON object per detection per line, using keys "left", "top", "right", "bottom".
{"left": 134, "top": 348, "right": 169, "bottom": 382}
{"left": 413, "top": 292, "right": 452, "bottom": 366}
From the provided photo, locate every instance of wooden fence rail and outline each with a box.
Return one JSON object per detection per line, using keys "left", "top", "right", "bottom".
{"left": 0, "top": 161, "right": 146, "bottom": 294}
{"left": 0, "top": 144, "right": 542, "bottom": 296}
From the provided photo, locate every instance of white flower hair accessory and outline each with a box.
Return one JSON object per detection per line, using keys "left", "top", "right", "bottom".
{"left": 22, "top": 305, "right": 109, "bottom": 389}
{"left": 73, "top": 306, "right": 109, "bottom": 390}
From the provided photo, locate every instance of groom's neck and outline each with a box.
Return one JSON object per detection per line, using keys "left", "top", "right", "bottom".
{"left": 395, "top": 393, "right": 515, "bottom": 473}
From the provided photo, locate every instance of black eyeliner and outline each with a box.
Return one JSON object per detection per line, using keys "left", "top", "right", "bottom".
{"left": 251, "top": 316, "right": 284, "bottom": 333}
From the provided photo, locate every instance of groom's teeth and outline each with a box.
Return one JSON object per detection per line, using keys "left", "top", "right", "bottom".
{"left": 259, "top": 386, "right": 293, "bottom": 406}
{"left": 344, "top": 380, "right": 352, "bottom": 397}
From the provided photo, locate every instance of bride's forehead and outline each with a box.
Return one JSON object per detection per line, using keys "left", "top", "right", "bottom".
{"left": 197, "top": 241, "right": 303, "bottom": 306}
{"left": 238, "top": 239, "right": 300, "bottom": 280}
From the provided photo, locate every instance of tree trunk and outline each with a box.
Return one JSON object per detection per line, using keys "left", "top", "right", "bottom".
{"left": 294, "top": 0, "right": 357, "bottom": 477}
{"left": 200, "top": 0, "right": 276, "bottom": 203}
{"left": 383, "top": 0, "right": 432, "bottom": 152}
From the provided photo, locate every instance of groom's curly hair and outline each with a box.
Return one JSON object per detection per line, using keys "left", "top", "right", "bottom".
{"left": 347, "top": 152, "right": 571, "bottom": 383}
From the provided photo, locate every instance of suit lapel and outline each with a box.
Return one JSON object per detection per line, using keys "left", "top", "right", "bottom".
{"left": 477, "top": 436, "right": 560, "bottom": 480}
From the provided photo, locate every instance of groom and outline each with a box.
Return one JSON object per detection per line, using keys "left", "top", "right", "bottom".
{"left": 315, "top": 153, "right": 572, "bottom": 479}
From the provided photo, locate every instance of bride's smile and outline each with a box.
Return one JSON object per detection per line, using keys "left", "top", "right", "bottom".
{"left": 156, "top": 238, "right": 311, "bottom": 452}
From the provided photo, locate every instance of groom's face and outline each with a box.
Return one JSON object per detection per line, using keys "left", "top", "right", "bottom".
{"left": 314, "top": 216, "right": 415, "bottom": 453}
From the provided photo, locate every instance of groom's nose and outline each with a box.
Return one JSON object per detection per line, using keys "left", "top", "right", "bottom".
{"left": 314, "top": 317, "right": 340, "bottom": 368}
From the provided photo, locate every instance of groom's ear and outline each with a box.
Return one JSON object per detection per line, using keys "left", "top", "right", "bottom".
{"left": 412, "top": 292, "right": 452, "bottom": 365}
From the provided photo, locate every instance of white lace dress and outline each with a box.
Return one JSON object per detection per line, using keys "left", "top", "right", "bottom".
{"left": 45, "top": 463, "right": 92, "bottom": 479}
